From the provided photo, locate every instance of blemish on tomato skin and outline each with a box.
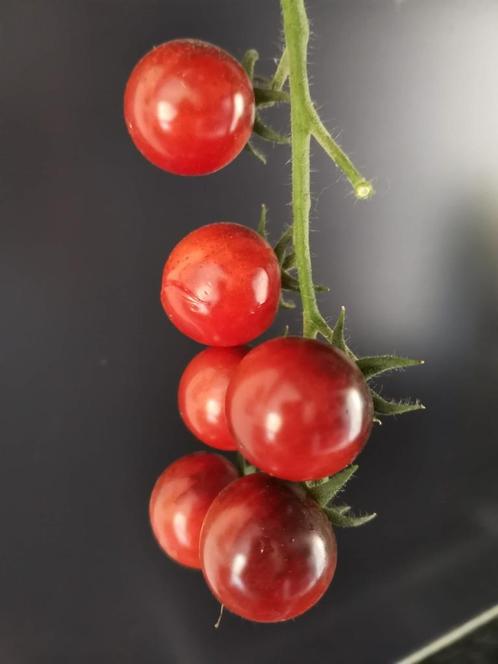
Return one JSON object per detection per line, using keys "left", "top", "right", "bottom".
{"left": 164, "top": 279, "right": 212, "bottom": 315}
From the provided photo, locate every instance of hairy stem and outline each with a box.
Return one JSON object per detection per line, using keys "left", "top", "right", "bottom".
{"left": 280, "top": 0, "right": 373, "bottom": 337}
{"left": 310, "top": 109, "right": 373, "bottom": 199}
{"left": 281, "top": 0, "right": 328, "bottom": 337}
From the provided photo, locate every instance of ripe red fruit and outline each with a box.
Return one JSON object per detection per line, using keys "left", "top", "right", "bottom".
{"left": 161, "top": 223, "right": 281, "bottom": 346}
{"left": 149, "top": 452, "right": 238, "bottom": 569}
{"left": 124, "top": 39, "right": 255, "bottom": 175}
{"left": 200, "top": 473, "right": 337, "bottom": 622}
{"left": 227, "top": 337, "right": 373, "bottom": 481}
{"left": 178, "top": 346, "right": 249, "bottom": 451}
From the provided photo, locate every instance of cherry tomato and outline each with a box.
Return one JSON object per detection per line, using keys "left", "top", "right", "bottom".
{"left": 200, "top": 473, "right": 337, "bottom": 622}
{"left": 161, "top": 223, "right": 281, "bottom": 346}
{"left": 178, "top": 346, "right": 249, "bottom": 451}
{"left": 149, "top": 452, "right": 238, "bottom": 569}
{"left": 124, "top": 39, "right": 255, "bottom": 175}
{"left": 226, "top": 337, "right": 373, "bottom": 481}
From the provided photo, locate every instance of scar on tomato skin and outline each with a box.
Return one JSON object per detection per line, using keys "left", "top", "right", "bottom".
{"left": 164, "top": 279, "right": 212, "bottom": 315}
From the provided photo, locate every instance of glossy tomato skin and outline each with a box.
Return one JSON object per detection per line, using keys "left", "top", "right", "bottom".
{"left": 226, "top": 337, "right": 374, "bottom": 481}
{"left": 161, "top": 223, "right": 280, "bottom": 346}
{"left": 200, "top": 473, "right": 337, "bottom": 622}
{"left": 149, "top": 452, "right": 238, "bottom": 569}
{"left": 124, "top": 39, "right": 255, "bottom": 175}
{"left": 178, "top": 346, "right": 249, "bottom": 451}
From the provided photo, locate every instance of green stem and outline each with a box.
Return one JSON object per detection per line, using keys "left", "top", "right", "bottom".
{"left": 281, "top": 0, "right": 373, "bottom": 338}
{"left": 310, "top": 110, "right": 373, "bottom": 199}
{"left": 281, "top": 0, "right": 329, "bottom": 338}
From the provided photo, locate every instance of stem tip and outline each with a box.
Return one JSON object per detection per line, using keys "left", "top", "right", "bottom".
{"left": 355, "top": 180, "right": 375, "bottom": 200}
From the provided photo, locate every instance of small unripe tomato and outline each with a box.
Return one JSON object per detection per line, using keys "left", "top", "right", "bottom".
{"left": 200, "top": 473, "right": 337, "bottom": 622}
{"left": 149, "top": 452, "right": 238, "bottom": 569}
{"left": 124, "top": 39, "right": 255, "bottom": 175}
{"left": 178, "top": 346, "right": 249, "bottom": 450}
{"left": 161, "top": 223, "right": 280, "bottom": 346}
{"left": 226, "top": 337, "right": 373, "bottom": 481}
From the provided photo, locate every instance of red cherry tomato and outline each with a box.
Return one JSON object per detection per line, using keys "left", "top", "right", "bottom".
{"left": 161, "top": 223, "right": 281, "bottom": 346}
{"left": 178, "top": 346, "right": 249, "bottom": 451}
{"left": 226, "top": 337, "right": 373, "bottom": 481}
{"left": 124, "top": 39, "right": 255, "bottom": 175}
{"left": 200, "top": 473, "right": 337, "bottom": 622}
{"left": 149, "top": 452, "right": 238, "bottom": 569}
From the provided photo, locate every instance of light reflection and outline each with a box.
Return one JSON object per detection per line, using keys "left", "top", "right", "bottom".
{"left": 230, "top": 552, "right": 247, "bottom": 590}
{"left": 229, "top": 92, "right": 245, "bottom": 132}
{"left": 265, "top": 411, "right": 282, "bottom": 442}
{"left": 172, "top": 512, "right": 188, "bottom": 546}
{"left": 345, "top": 388, "right": 363, "bottom": 441}
{"left": 205, "top": 398, "right": 221, "bottom": 423}
{"left": 252, "top": 268, "right": 269, "bottom": 305}
{"left": 309, "top": 533, "right": 327, "bottom": 581}
{"left": 157, "top": 100, "right": 177, "bottom": 130}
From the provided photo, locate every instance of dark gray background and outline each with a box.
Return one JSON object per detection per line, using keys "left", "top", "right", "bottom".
{"left": 1, "top": 1, "right": 498, "bottom": 662}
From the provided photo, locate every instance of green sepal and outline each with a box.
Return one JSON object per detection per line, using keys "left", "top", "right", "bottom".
{"left": 281, "top": 272, "right": 299, "bottom": 291}
{"left": 280, "top": 293, "right": 296, "bottom": 309}
{"left": 254, "top": 86, "right": 290, "bottom": 106}
{"left": 331, "top": 306, "right": 347, "bottom": 352}
{"left": 357, "top": 355, "right": 424, "bottom": 381}
{"left": 270, "top": 48, "right": 288, "bottom": 91}
{"left": 281, "top": 272, "right": 328, "bottom": 293}
{"left": 253, "top": 116, "right": 290, "bottom": 144}
{"left": 235, "top": 452, "right": 245, "bottom": 476}
{"left": 282, "top": 272, "right": 300, "bottom": 291}
{"left": 281, "top": 251, "right": 296, "bottom": 270}
{"left": 371, "top": 389, "right": 425, "bottom": 416}
{"left": 305, "top": 476, "right": 329, "bottom": 489}
{"left": 273, "top": 226, "right": 293, "bottom": 264}
{"left": 330, "top": 307, "right": 357, "bottom": 359}
{"left": 253, "top": 75, "right": 272, "bottom": 87}
{"left": 331, "top": 504, "right": 352, "bottom": 516}
{"left": 241, "top": 49, "right": 259, "bottom": 80}
{"left": 305, "top": 465, "right": 358, "bottom": 508}
{"left": 237, "top": 453, "right": 258, "bottom": 476}
{"left": 245, "top": 140, "right": 267, "bottom": 165}
{"left": 257, "top": 203, "right": 268, "bottom": 239}
{"left": 324, "top": 506, "right": 377, "bottom": 528}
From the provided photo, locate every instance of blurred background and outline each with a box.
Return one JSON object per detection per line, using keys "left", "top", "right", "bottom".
{"left": 1, "top": 1, "right": 498, "bottom": 662}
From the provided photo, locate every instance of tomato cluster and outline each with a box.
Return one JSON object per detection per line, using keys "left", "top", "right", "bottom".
{"left": 125, "top": 39, "right": 373, "bottom": 622}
